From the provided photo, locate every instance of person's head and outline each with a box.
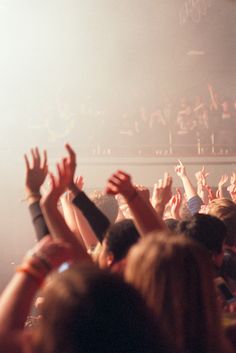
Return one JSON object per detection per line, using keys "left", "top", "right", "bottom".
{"left": 164, "top": 218, "right": 180, "bottom": 233}
{"left": 221, "top": 99, "right": 230, "bottom": 112}
{"left": 33, "top": 265, "right": 166, "bottom": 353}
{"left": 125, "top": 233, "right": 225, "bottom": 353}
{"left": 89, "top": 191, "right": 119, "bottom": 224}
{"left": 98, "top": 219, "right": 140, "bottom": 272}
{"left": 208, "top": 198, "right": 236, "bottom": 248}
{"left": 177, "top": 213, "right": 227, "bottom": 267}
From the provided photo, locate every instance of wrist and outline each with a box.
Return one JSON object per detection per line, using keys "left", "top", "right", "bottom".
{"left": 24, "top": 190, "right": 41, "bottom": 200}
{"left": 155, "top": 203, "right": 165, "bottom": 215}
{"left": 40, "top": 193, "right": 60, "bottom": 209}
{"left": 25, "top": 186, "right": 40, "bottom": 195}
{"left": 17, "top": 252, "right": 53, "bottom": 286}
{"left": 124, "top": 188, "right": 138, "bottom": 203}
{"left": 68, "top": 182, "right": 81, "bottom": 197}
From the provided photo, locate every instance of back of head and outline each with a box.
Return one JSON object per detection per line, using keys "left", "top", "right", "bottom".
{"left": 164, "top": 218, "right": 180, "bottom": 233}
{"left": 208, "top": 198, "right": 236, "bottom": 246}
{"left": 177, "top": 213, "right": 227, "bottom": 255}
{"left": 125, "top": 233, "right": 225, "bottom": 353}
{"left": 105, "top": 219, "right": 140, "bottom": 263}
{"left": 35, "top": 265, "right": 166, "bottom": 353}
{"left": 89, "top": 190, "right": 119, "bottom": 224}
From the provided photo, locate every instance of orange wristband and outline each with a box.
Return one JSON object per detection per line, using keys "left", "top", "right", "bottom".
{"left": 16, "top": 266, "right": 45, "bottom": 286}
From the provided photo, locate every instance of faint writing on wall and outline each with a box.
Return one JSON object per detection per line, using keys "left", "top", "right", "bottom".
{"left": 179, "top": 0, "right": 214, "bottom": 26}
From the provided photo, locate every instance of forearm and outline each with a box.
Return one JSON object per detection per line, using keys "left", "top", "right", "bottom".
{"left": 72, "top": 191, "right": 110, "bottom": 243}
{"left": 41, "top": 198, "right": 89, "bottom": 261}
{"left": 73, "top": 207, "right": 99, "bottom": 250}
{"left": 0, "top": 272, "right": 40, "bottom": 332}
{"left": 216, "top": 186, "right": 223, "bottom": 199}
{"left": 180, "top": 176, "right": 197, "bottom": 200}
{"left": 29, "top": 201, "right": 49, "bottom": 240}
{"left": 60, "top": 195, "right": 81, "bottom": 236}
{"left": 125, "top": 193, "right": 166, "bottom": 236}
{"left": 154, "top": 204, "right": 165, "bottom": 219}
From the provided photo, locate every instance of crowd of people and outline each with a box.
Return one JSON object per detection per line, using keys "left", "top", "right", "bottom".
{"left": 27, "top": 84, "right": 236, "bottom": 156}
{"left": 67, "top": 84, "right": 236, "bottom": 156}
{"left": 1, "top": 144, "right": 236, "bottom": 353}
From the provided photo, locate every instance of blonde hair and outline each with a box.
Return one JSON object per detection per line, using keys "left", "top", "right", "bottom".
{"left": 125, "top": 233, "right": 228, "bottom": 353}
{"left": 208, "top": 198, "right": 236, "bottom": 246}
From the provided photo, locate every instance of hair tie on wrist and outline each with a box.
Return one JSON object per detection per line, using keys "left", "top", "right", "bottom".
{"left": 21, "top": 192, "right": 41, "bottom": 203}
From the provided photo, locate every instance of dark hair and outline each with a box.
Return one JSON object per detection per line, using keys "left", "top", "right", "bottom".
{"left": 105, "top": 219, "right": 140, "bottom": 262}
{"left": 89, "top": 191, "right": 119, "bottom": 224}
{"left": 177, "top": 213, "right": 227, "bottom": 254}
{"left": 164, "top": 218, "right": 180, "bottom": 233}
{"left": 35, "top": 265, "right": 167, "bottom": 353}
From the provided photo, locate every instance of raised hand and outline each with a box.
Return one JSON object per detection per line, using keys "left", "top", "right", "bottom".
{"left": 135, "top": 184, "right": 150, "bottom": 203}
{"left": 64, "top": 143, "right": 77, "bottom": 187}
{"left": 218, "top": 174, "right": 228, "bottom": 188}
{"left": 24, "top": 147, "right": 48, "bottom": 194}
{"left": 46, "top": 144, "right": 77, "bottom": 201}
{"left": 106, "top": 170, "right": 166, "bottom": 235}
{"left": 195, "top": 166, "right": 210, "bottom": 186}
{"left": 151, "top": 173, "right": 172, "bottom": 215}
{"left": 105, "top": 170, "right": 137, "bottom": 202}
{"left": 25, "top": 235, "right": 74, "bottom": 270}
{"left": 216, "top": 174, "right": 228, "bottom": 199}
{"left": 174, "top": 159, "right": 197, "bottom": 201}
{"left": 175, "top": 160, "right": 186, "bottom": 178}
{"left": 169, "top": 188, "right": 182, "bottom": 220}
{"left": 75, "top": 175, "right": 84, "bottom": 190}
{"left": 227, "top": 184, "right": 236, "bottom": 203}
{"left": 40, "top": 145, "right": 89, "bottom": 261}
{"left": 205, "top": 184, "right": 215, "bottom": 202}
{"left": 230, "top": 173, "right": 236, "bottom": 186}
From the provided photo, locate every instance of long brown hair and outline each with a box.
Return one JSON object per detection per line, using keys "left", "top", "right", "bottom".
{"left": 125, "top": 233, "right": 229, "bottom": 353}
{"left": 33, "top": 264, "right": 167, "bottom": 353}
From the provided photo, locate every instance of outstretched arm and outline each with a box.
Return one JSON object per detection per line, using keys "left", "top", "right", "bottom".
{"left": 175, "top": 160, "right": 196, "bottom": 200}
{"left": 169, "top": 188, "right": 182, "bottom": 220}
{"left": 24, "top": 147, "right": 49, "bottom": 240}
{"left": 151, "top": 173, "right": 172, "bottom": 218}
{"left": 40, "top": 144, "right": 90, "bottom": 262}
{"left": 65, "top": 174, "right": 110, "bottom": 244}
{"left": 105, "top": 170, "right": 166, "bottom": 236}
{"left": 216, "top": 174, "right": 228, "bottom": 199}
{"left": 61, "top": 186, "right": 100, "bottom": 250}
{"left": 60, "top": 190, "right": 86, "bottom": 248}
{"left": 0, "top": 236, "right": 73, "bottom": 333}
{"left": 195, "top": 166, "right": 211, "bottom": 204}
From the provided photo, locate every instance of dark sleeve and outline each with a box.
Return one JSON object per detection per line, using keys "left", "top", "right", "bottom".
{"left": 72, "top": 191, "right": 110, "bottom": 243}
{"left": 187, "top": 195, "right": 203, "bottom": 215}
{"left": 29, "top": 201, "right": 50, "bottom": 241}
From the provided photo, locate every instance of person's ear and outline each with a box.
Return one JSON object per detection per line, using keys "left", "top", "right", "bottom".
{"left": 111, "top": 258, "right": 127, "bottom": 274}
{"left": 106, "top": 252, "right": 114, "bottom": 267}
{"left": 212, "top": 251, "right": 224, "bottom": 268}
